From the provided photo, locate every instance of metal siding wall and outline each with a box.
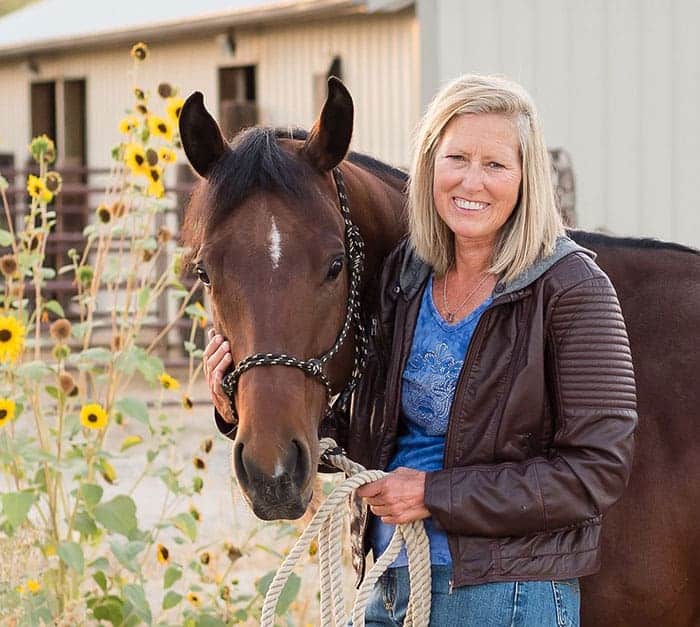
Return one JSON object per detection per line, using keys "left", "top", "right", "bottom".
{"left": 423, "top": 0, "right": 700, "bottom": 248}
{"left": 258, "top": 12, "right": 418, "bottom": 168}
{"left": 0, "top": 11, "right": 418, "bottom": 172}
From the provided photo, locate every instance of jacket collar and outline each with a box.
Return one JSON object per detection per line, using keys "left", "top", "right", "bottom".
{"left": 398, "top": 235, "right": 596, "bottom": 300}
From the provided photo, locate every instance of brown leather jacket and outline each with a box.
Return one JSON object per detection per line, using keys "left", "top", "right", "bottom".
{"left": 335, "top": 235, "right": 637, "bottom": 587}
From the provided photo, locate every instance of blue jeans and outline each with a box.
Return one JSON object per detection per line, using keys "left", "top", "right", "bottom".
{"left": 362, "top": 566, "right": 580, "bottom": 627}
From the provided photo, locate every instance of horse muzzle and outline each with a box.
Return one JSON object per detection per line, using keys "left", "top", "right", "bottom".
{"left": 233, "top": 439, "right": 312, "bottom": 520}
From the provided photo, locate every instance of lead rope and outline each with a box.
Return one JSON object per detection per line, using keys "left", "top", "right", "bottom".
{"left": 260, "top": 438, "right": 432, "bottom": 627}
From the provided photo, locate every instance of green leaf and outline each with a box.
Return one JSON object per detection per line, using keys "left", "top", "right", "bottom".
{"left": 171, "top": 512, "right": 197, "bottom": 541}
{"left": 136, "top": 353, "right": 164, "bottom": 384}
{"left": 137, "top": 286, "right": 151, "bottom": 311}
{"left": 0, "top": 229, "right": 13, "bottom": 247}
{"left": 91, "top": 595, "right": 125, "bottom": 624}
{"left": 43, "top": 299, "right": 65, "bottom": 317}
{"left": 114, "top": 398, "right": 150, "bottom": 426}
{"left": 71, "top": 321, "right": 89, "bottom": 340}
{"left": 41, "top": 266, "right": 56, "bottom": 280}
{"left": 109, "top": 539, "right": 145, "bottom": 573}
{"left": 162, "top": 590, "right": 182, "bottom": 610}
{"left": 195, "top": 616, "right": 227, "bottom": 627}
{"left": 256, "top": 571, "right": 301, "bottom": 616}
{"left": 71, "top": 347, "right": 113, "bottom": 368}
{"left": 1, "top": 491, "right": 36, "bottom": 529}
{"left": 16, "top": 361, "right": 52, "bottom": 382}
{"left": 80, "top": 483, "right": 104, "bottom": 508}
{"left": 73, "top": 511, "right": 98, "bottom": 538}
{"left": 184, "top": 304, "right": 206, "bottom": 318}
{"left": 90, "top": 557, "right": 110, "bottom": 570}
{"left": 45, "top": 385, "right": 59, "bottom": 399}
{"left": 58, "top": 541, "right": 84, "bottom": 574}
{"left": 94, "top": 495, "right": 138, "bottom": 537}
{"left": 93, "top": 570, "right": 107, "bottom": 592}
{"left": 123, "top": 583, "right": 152, "bottom": 624}
{"left": 164, "top": 565, "right": 182, "bottom": 589}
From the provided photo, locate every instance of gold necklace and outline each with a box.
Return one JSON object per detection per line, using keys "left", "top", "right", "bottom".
{"left": 441, "top": 269, "right": 490, "bottom": 323}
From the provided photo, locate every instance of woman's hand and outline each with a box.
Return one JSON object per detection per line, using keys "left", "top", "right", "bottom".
{"left": 356, "top": 467, "right": 430, "bottom": 525}
{"left": 203, "top": 328, "right": 235, "bottom": 423}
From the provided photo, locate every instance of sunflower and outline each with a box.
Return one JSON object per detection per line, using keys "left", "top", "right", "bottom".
{"left": 0, "top": 315, "right": 25, "bottom": 363}
{"left": 130, "top": 42, "right": 148, "bottom": 61}
{"left": 124, "top": 144, "right": 149, "bottom": 175}
{"left": 147, "top": 166, "right": 165, "bottom": 198}
{"left": 49, "top": 318, "right": 72, "bottom": 342}
{"left": 26, "top": 579, "right": 41, "bottom": 593}
{"left": 28, "top": 135, "right": 56, "bottom": 164}
{"left": 158, "top": 372, "right": 180, "bottom": 390}
{"left": 118, "top": 116, "right": 139, "bottom": 135}
{"left": 80, "top": 403, "right": 108, "bottom": 429}
{"left": 182, "top": 395, "right": 193, "bottom": 410}
{"left": 165, "top": 97, "right": 184, "bottom": 126}
{"left": 45, "top": 171, "right": 62, "bottom": 193}
{"left": 193, "top": 457, "right": 206, "bottom": 470}
{"left": 156, "top": 543, "right": 169, "bottom": 565}
{"left": 0, "top": 398, "right": 16, "bottom": 428}
{"left": 157, "top": 147, "right": 177, "bottom": 164}
{"left": 186, "top": 591, "right": 201, "bottom": 608}
{"left": 26, "top": 175, "right": 53, "bottom": 203}
{"left": 0, "top": 255, "right": 18, "bottom": 278}
{"left": 96, "top": 204, "right": 112, "bottom": 224}
{"left": 147, "top": 115, "right": 173, "bottom": 142}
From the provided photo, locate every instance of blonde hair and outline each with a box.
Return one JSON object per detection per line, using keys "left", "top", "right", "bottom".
{"left": 408, "top": 74, "right": 565, "bottom": 283}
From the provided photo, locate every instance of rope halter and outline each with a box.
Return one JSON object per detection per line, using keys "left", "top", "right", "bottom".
{"left": 220, "top": 168, "right": 367, "bottom": 421}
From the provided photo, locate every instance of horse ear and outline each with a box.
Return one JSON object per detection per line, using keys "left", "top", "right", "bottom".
{"left": 303, "top": 76, "right": 354, "bottom": 172}
{"left": 179, "top": 92, "right": 227, "bottom": 178}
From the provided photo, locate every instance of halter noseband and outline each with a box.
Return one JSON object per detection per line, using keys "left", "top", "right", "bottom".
{"left": 220, "top": 168, "right": 367, "bottom": 421}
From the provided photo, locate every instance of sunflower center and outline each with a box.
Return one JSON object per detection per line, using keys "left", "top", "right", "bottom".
{"left": 0, "top": 410, "right": 6, "bottom": 419}
{"left": 87, "top": 413, "right": 98, "bottom": 423}
{"left": 135, "top": 155, "right": 144, "bottom": 165}
{"left": 150, "top": 170, "right": 160, "bottom": 183}
{"left": 158, "top": 123, "right": 167, "bottom": 133}
{"left": 0, "top": 330, "right": 12, "bottom": 342}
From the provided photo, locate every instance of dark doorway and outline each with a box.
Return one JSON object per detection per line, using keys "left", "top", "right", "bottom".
{"left": 218, "top": 65, "right": 258, "bottom": 140}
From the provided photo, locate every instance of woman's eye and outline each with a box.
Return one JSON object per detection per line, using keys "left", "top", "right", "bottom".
{"left": 195, "top": 266, "right": 210, "bottom": 286}
{"left": 488, "top": 161, "right": 504, "bottom": 169}
{"left": 325, "top": 258, "right": 344, "bottom": 281}
{"left": 446, "top": 154, "right": 464, "bottom": 161}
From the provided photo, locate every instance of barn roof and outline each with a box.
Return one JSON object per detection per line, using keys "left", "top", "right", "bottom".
{"left": 0, "top": 0, "right": 412, "bottom": 59}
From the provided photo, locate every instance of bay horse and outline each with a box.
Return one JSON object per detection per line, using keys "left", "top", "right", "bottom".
{"left": 179, "top": 78, "right": 700, "bottom": 626}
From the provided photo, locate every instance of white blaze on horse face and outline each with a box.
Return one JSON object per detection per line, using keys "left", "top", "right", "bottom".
{"left": 268, "top": 216, "right": 282, "bottom": 270}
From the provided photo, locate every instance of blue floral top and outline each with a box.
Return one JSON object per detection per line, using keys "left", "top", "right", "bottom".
{"left": 370, "top": 275, "right": 491, "bottom": 567}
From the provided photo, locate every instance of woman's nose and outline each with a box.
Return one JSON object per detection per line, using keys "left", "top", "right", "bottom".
{"left": 461, "top": 163, "right": 485, "bottom": 192}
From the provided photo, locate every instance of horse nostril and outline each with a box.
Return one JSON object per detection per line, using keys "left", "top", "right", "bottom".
{"left": 291, "top": 439, "right": 308, "bottom": 490}
{"left": 233, "top": 442, "right": 249, "bottom": 488}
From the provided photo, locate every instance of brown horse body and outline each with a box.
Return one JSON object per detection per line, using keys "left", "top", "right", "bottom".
{"left": 180, "top": 81, "right": 700, "bottom": 624}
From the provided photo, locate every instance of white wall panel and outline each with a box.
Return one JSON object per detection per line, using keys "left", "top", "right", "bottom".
{"left": 0, "top": 10, "right": 418, "bottom": 177}
{"left": 421, "top": 0, "right": 700, "bottom": 248}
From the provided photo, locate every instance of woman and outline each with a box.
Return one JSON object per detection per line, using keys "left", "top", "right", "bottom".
{"left": 204, "top": 74, "right": 637, "bottom": 625}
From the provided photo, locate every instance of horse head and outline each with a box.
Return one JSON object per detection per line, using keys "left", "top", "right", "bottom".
{"left": 179, "top": 79, "right": 405, "bottom": 519}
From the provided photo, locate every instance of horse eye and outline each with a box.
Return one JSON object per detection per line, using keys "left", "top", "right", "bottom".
{"left": 325, "top": 258, "right": 344, "bottom": 281}
{"left": 195, "top": 265, "right": 210, "bottom": 286}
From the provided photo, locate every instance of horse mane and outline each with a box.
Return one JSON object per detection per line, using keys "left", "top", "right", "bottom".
{"left": 569, "top": 229, "right": 700, "bottom": 256}
{"left": 181, "top": 126, "right": 407, "bottom": 265}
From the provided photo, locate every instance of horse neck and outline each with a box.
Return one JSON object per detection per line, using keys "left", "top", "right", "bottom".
{"left": 340, "top": 161, "right": 408, "bottom": 305}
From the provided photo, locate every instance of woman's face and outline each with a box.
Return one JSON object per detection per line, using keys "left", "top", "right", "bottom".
{"left": 433, "top": 113, "right": 522, "bottom": 251}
